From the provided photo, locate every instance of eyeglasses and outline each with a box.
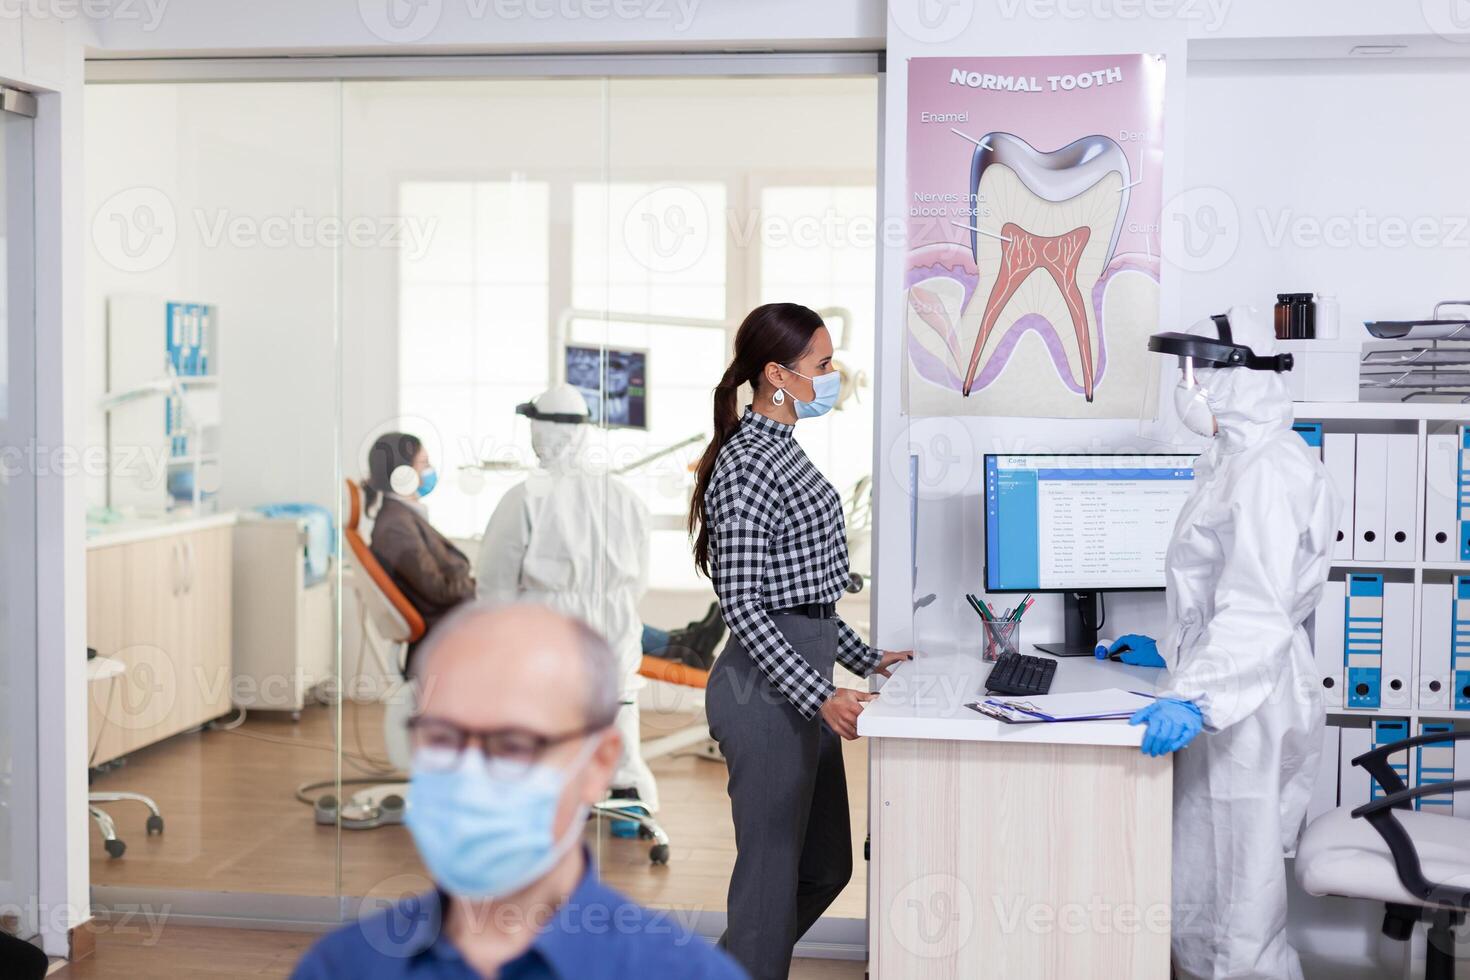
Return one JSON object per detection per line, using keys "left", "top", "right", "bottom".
{"left": 406, "top": 716, "right": 602, "bottom": 778}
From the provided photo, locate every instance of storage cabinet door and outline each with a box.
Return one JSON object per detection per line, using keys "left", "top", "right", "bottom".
{"left": 87, "top": 536, "right": 185, "bottom": 763}
{"left": 187, "top": 526, "right": 234, "bottom": 723}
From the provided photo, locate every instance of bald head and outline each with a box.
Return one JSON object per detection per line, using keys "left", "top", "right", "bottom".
{"left": 412, "top": 602, "right": 620, "bottom": 733}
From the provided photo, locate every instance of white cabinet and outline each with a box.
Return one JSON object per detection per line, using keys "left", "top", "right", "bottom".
{"left": 230, "top": 516, "right": 334, "bottom": 713}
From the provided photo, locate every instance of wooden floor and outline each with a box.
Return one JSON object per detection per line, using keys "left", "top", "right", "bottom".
{"left": 88, "top": 694, "right": 869, "bottom": 919}
{"left": 51, "top": 923, "right": 867, "bottom": 979}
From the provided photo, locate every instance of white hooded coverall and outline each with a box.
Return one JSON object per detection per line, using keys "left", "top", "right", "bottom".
{"left": 1155, "top": 306, "right": 1341, "bottom": 980}
{"left": 475, "top": 417, "right": 658, "bottom": 812}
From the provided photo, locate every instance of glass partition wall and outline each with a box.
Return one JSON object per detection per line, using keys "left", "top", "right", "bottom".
{"left": 83, "top": 70, "right": 877, "bottom": 942}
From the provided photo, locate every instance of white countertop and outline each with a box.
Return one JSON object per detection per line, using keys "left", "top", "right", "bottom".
{"left": 86, "top": 511, "right": 238, "bottom": 549}
{"left": 857, "top": 649, "right": 1165, "bottom": 747}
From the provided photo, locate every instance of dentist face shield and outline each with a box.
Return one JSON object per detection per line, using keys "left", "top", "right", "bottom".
{"left": 1149, "top": 312, "right": 1294, "bottom": 440}
{"left": 784, "top": 367, "right": 841, "bottom": 420}
{"left": 405, "top": 735, "right": 598, "bottom": 900}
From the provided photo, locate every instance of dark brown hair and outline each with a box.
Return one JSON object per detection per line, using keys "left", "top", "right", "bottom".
{"left": 688, "top": 303, "right": 825, "bottom": 578}
{"left": 361, "top": 431, "right": 423, "bottom": 515}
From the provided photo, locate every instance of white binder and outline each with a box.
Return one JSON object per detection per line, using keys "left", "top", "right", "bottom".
{"left": 1313, "top": 579, "right": 1346, "bottom": 708}
{"left": 1383, "top": 434, "right": 1418, "bottom": 562}
{"left": 1458, "top": 730, "right": 1470, "bottom": 819}
{"left": 1420, "top": 582, "right": 1453, "bottom": 710}
{"left": 1381, "top": 581, "right": 1415, "bottom": 710}
{"left": 1306, "top": 724, "right": 1340, "bottom": 824}
{"left": 1323, "top": 432, "right": 1356, "bottom": 561}
{"left": 1339, "top": 725, "right": 1372, "bottom": 810}
{"left": 1425, "top": 432, "right": 1459, "bottom": 561}
{"left": 1353, "top": 433, "right": 1388, "bottom": 561}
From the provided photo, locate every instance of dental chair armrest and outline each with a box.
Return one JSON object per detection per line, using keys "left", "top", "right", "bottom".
{"left": 1353, "top": 730, "right": 1470, "bottom": 802}
{"left": 1349, "top": 779, "right": 1470, "bottom": 911}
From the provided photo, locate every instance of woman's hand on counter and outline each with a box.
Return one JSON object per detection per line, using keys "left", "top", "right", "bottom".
{"left": 873, "top": 649, "right": 914, "bottom": 678}
{"left": 820, "top": 688, "right": 877, "bottom": 740}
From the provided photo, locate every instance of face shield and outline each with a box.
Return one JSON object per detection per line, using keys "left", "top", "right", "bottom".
{"left": 1142, "top": 312, "right": 1295, "bottom": 442}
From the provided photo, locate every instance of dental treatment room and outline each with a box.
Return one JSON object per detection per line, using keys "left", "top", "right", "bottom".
{"left": 4, "top": 1, "right": 1470, "bottom": 978}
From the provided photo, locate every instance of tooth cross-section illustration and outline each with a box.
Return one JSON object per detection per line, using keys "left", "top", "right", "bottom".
{"left": 962, "top": 132, "right": 1130, "bottom": 402}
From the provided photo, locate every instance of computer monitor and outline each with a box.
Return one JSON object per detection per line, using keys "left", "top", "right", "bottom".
{"left": 564, "top": 344, "right": 648, "bottom": 429}
{"left": 984, "top": 453, "right": 1196, "bottom": 655}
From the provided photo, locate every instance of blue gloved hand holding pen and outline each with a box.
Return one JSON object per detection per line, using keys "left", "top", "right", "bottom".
{"left": 1097, "top": 633, "right": 1166, "bottom": 668}
{"left": 1129, "top": 698, "right": 1203, "bottom": 757}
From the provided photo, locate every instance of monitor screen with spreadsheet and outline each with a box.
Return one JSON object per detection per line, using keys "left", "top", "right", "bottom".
{"left": 983, "top": 454, "right": 1198, "bottom": 593}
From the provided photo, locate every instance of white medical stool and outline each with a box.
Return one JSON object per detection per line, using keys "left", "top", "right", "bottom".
{"left": 87, "top": 655, "right": 165, "bottom": 858}
{"left": 1295, "top": 729, "right": 1470, "bottom": 980}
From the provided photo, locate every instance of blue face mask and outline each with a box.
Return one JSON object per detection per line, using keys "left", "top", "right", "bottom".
{"left": 405, "top": 742, "right": 593, "bottom": 900}
{"left": 415, "top": 467, "right": 438, "bottom": 498}
{"left": 787, "top": 368, "right": 841, "bottom": 420}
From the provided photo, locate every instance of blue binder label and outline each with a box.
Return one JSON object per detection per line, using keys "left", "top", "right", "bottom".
{"left": 1371, "top": 718, "right": 1409, "bottom": 802}
{"left": 1417, "top": 722, "right": 1456, "bottom": 812}
{"left": 1345, "top": 574, "right": 1384, "bottom": 710}
{"left": 1460, "top": 426, "right": 1470, "bottom": 561}
{"left": 1454, "top": 575, "right": 1470, "bottom": 712}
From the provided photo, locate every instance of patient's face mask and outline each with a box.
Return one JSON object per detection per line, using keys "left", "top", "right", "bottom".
{"left": 405, "top": 737, "right": 596, "bottom": 901}
{"left": 1174, "top": 360, "right": 1216, "bottom": 438}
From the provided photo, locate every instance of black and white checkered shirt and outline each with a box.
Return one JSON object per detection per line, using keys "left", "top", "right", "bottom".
{"left": 705, "top": 408, "right": 879, "bottom": 718}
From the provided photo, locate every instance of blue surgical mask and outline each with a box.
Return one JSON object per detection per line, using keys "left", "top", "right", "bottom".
{"left": 404, "top": 742, "right": 593, "bottom": 900}
{"left": 416, "top": 467, "right": 438, "bottom": 497}
{"left": 787, "top": 368, "right": 841, "bottom": 420}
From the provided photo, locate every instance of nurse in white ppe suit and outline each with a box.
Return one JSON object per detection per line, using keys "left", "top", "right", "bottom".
{"left": 475, "top": 383, "right": 658, "bottom": 817}
{"left": 1105, "top": 306, "right": 1340, "bottom": 980}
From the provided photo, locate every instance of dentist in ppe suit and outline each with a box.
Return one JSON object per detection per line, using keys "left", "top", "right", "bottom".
{"left": 1104, "top": 306, "right": 1340, "bottom": 980}
{"left": 476, "top": 383, "right": 659, "bottom": 820}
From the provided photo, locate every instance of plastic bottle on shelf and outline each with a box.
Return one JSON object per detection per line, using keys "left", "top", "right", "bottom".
{"left": 1315, "top": 294, "right": 1339, "bottom": 340}
{"left": 1274, "top": 294, "right": 1292, "bottom": 340}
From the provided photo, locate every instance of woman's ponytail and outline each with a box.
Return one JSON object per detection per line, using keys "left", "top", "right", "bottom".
{"left": 688, "top": 303, "right": 824, "bottom": 578}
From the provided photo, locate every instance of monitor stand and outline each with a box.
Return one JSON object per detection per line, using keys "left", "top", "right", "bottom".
{"left": 1034, "top": 591, "right": 1102, "bottom": 658}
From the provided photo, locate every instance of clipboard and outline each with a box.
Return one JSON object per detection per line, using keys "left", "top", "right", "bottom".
{"left": 966, "top": 689, "right": 1156, "bottom": 724}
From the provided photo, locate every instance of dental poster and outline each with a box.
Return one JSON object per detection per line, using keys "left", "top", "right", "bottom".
{"left": 905, "top": 54, "right": 1165, "bottom": 419}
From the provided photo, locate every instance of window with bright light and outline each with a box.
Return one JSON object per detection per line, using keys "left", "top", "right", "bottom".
{"left": 397, "top": 179, "right": 550, "bottom": 538}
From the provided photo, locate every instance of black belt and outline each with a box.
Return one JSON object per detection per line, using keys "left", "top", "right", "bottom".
{"left": 768, "top": 602, "right": 835, "bottom": 620}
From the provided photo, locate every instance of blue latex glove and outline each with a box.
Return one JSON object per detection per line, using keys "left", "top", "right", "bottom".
{"left": 1129, "top": 698, "right": 1203, "bottom": 757}
{"left": 1099, "top": 633, "right": 1165, "bottom": 668}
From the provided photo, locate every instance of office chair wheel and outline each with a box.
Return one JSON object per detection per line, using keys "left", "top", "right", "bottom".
{"left": 146, "top": 815, "right": 164, "bottom": 835}
{"left": 105, "top": 839, "right": 126, "bottom": 859}
{"left": 649, "top": 843, "right": 669, "bottom": 865}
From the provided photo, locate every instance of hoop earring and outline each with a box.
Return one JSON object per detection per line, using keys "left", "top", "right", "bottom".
{"left": 771, "top": 388, "right": 785, "bottom": 406}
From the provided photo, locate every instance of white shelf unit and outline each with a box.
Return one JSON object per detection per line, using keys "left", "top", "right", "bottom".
{"left": 1298, "top": 401, "right": 1469, "bottom": 817}
{"left": 105, "top": 294, "right": 222, "bottom": 513}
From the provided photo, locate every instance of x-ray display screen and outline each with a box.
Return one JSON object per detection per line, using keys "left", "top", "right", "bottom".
{"left": 565, "top": 345, "right": 648, "bottom": 429}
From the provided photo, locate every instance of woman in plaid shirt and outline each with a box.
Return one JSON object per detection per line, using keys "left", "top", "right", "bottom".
{"left": 689, "top": 303, "right": 911, "bottom": 980}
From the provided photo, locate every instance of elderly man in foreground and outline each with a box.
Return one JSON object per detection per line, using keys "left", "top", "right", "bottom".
{"left": 293, "top": 601, "right": 746, "bottom": 980}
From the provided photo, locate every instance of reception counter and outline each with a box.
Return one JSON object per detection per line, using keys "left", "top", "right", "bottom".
{"left": 860, "top": 651, "right": 1172, "bottom": 979}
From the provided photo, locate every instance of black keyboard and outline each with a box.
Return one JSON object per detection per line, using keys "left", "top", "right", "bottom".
{"left": 983, "top": 652, "right": 1057, "bottom": 697}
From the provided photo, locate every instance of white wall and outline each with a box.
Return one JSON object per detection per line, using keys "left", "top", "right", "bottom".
{"left": 2, "top": 9, "right": 94, "bottom": 960}
{"left": 88, "top": 0, "right": 885, "bottom": 56}
{"left": 1180, "top": 57, "right": 1470, "bottom": 335}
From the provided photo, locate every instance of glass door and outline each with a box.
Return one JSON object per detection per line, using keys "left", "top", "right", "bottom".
{"left": 0, "top": 85, "right": 39, "bottom": 939}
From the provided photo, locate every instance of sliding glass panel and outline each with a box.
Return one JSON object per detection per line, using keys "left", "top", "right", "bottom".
{"left": 598, "top": 75, "right": 879, "bottom": 927}
{"left": 0, "top": 97, "right": 38, "bottom": 939}
{"left": 338, "top": 76, "right": 615, "bottom": 900}
{"left": 82, "top": 82, "right": 343, "bottom": 902}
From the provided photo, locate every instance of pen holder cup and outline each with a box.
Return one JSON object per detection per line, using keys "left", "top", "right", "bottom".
{"left": 980, "top": 620, "right": 1022, "bottom": 663}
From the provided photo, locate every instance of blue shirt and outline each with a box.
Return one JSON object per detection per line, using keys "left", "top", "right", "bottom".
{"left": 291, "top": 859, "right": 746, "bottom": 980}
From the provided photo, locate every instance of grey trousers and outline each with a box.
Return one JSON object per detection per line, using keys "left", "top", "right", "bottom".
{"left": 705, "top": 614, "right": 852, "bottom": 980}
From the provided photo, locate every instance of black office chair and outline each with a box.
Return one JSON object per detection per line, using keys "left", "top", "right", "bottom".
{"left": 1296, "top": 729, "right": 1470, "bottom": 980}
